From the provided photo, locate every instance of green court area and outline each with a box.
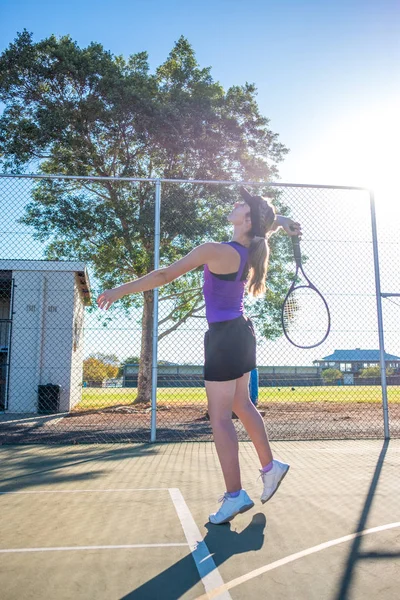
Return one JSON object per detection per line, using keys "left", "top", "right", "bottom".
{"left": 74, "top": 385, "right": 400, "bottom": 411}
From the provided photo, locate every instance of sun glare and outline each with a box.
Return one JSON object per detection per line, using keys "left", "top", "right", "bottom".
{"left": 285, "top": 100, "right": 400, "bottom": 216}
{"left": 321, "top": 101, "right": 400, "bottom": 211}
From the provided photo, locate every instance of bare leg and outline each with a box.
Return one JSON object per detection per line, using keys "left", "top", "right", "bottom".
{"left": 205, "top": 379, "right": 241, "bottom": 493}
{"left": 232, "top": 373, "right": 273, "bottom": 467}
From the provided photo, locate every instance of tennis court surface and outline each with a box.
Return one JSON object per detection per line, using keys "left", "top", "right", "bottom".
{"left": 0, "top": 439, "right": 399, "bottom": 600}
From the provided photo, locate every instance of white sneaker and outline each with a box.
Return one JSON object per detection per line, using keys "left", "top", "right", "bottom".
{"left": 209, "top": 489, "right": 254, "bottom": 525}
{"left": 259, "top": 459, "right": 290, "bottom": 504}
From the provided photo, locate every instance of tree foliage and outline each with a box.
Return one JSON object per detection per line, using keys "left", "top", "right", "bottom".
{"left": 359, "top": 366, "right": 393, "bottom": 378}
{"left": 83, "top": 356, "right": 119, "bottom": 383}
{"left": 321, "top": 368, "right": 343, "bottom": 384}
{"left": 0, "top": 31, "right": 293, "bottom": 400}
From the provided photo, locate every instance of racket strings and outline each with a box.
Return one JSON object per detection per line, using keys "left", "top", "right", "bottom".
{"left": 282, "top": 286, "right": 330, "bottom": 348}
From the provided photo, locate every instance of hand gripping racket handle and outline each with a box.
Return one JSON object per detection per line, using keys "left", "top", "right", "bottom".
{"left": 291, "top": 234, "right": 302, "bottom": 267}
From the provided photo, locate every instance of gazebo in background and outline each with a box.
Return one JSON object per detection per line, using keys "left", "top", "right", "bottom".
{"left": 314, "top": 348, "right": 400, "bottom": 384}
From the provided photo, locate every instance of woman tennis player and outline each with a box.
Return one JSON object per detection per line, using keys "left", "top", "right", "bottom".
{"left": 97, "top": 187, "right": 301, "bottom": 525}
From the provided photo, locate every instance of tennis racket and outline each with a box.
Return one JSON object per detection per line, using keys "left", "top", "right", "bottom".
{"left": 281, "top": 235, "right": 330, "bottom": 348}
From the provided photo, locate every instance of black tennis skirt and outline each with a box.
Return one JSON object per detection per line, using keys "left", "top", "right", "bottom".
{"left": 204, "top": 315, "right": 257, "bottom": 382}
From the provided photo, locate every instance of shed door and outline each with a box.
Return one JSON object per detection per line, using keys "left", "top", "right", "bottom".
{"left": 0, "top": 273, "right": 13, "bottom": 410}
{"left": 0, "top": 353, "right": 6, "bottom": 410}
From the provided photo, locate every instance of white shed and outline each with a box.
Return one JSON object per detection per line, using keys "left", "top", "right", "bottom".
{"left": 0, "top": 260, "right": 91, "bottom": 414}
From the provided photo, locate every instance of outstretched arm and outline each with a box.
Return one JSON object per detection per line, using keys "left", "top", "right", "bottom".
{"left": 97, "top": 243, "right": 218, "bottom": 311}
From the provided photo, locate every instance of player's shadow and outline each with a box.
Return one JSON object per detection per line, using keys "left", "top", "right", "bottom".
{"left": 122, "top": 512, "right": 267, "bottom": 600}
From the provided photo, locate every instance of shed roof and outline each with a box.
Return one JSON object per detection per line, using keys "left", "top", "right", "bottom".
{"left": 0, "top": 260, "right": 91, "bottom": 306}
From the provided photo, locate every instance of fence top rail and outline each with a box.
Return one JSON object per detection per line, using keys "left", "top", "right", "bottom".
{"left": 0, "top": 173, "right": 370, "bottom": 192}
{"left": 381, "top": 293, "right": 400, "bottom": 297}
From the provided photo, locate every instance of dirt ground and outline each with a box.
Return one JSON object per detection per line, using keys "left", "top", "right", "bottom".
{"left": 0, "top": 401, "right": 398, "bottom": 444}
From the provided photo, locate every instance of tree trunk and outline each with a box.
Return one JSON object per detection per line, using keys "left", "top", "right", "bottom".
{"left": 135, "top": 290, "right": 154, "bottom": 404}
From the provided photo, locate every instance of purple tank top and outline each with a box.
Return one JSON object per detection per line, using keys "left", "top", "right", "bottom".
{"left": 203, "top": 241, "right": 249, "bottom": 323}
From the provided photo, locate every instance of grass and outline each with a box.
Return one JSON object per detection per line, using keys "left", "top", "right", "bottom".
{"left": 74, "top": 385, "right": 400, "bottom": 412}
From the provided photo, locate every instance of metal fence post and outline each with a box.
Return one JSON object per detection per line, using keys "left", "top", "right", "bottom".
{"left": 370, "top": 191, "right": 390, "bottom": 439}
{"left": 150, "top": 180, "right": 161, "bottom": 442}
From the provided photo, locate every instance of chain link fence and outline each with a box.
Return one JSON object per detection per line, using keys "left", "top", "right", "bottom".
{"left": 0, "top": 174, "right": 398, "bottom": 444}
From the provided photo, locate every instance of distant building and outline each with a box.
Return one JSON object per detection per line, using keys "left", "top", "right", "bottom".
{"left": 123, "top": 363, "right": 203, "bottom": 388}
{"left": 123, "top": 363, "right": 322, "bottom": 388}
{"left": 314, "top": 348, "right": 400, "bottom": 384}
{"left": 314, "top": 348, "right": 400, "bottom": 372}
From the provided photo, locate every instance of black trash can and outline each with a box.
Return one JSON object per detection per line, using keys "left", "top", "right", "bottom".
{"left": 38, "top": 384, "right": 61, "bottom": 414}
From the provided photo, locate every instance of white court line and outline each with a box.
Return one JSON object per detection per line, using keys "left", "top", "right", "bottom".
{"left": 0, "top": 488, "right": 169, "bottom": 495}
{"left": 0, "top": 487, "right": 188, "bottom": 555}
{"left": 2, "top": 484, "right": 231, "bottom": 598}
{"left": 194, "top": 521, "right": 400, "bottom": 600}
{"left": 0, "top": 543, "right": 188, "bottom": 554}
{"left": 169, "top": 488, "right": 232, "bottom": 600}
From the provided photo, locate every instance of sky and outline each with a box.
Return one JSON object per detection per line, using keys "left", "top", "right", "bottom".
{"left": 1, "top": 0, "right": 399, "bottom": 194}
{"left": 1, "top": 0, "right": 399, "bottom": 364}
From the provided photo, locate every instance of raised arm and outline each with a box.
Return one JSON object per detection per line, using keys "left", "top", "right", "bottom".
{"left": 97, "top": 242, "right": 219, "bottom": 311}
{"left": 271, "top": 215, "right": 302, "bottom": 236}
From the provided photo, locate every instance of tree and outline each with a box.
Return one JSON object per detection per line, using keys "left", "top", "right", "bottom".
{"left": 321, "top": 368, "right": 343, "bottom": 384}
{"left": 0, "top": 31, "right": 293, "bottom": 403}
{"left": 359, "top": 366, "right": 394, "bottom": 379}
{"left": 83, "top": 356, "right": 119, "bottom": 384}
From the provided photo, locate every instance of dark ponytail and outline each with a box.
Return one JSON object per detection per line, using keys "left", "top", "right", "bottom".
{"left": 247, "top": 237, "right": 269, "bottom": 297}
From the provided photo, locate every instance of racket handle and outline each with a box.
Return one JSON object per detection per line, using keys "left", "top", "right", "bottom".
{"left": 291, "top": 235, "right": 302, "bottom": 266}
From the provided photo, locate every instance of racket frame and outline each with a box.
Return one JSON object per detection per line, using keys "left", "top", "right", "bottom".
{"left": 281, "top": 235, "right": 331, "bottom": 349}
